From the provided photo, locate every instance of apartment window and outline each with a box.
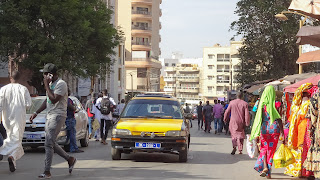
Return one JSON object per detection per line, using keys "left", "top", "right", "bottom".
{"left": 208, "top": 54, "right": 215, "bottom": 59}
{"left": 208, "top": 86, "right": 213, "bottom": 93}
{"left": 217, "top": 54, "right": 230, "bottom": 62}
{"left": 208, "top": 76, "right": 213, "bottom": 80}
{"left": 137, "top": 68, "right": 147, "bottom": 78}
{"left": 208, "top": 65, "right": 213, "bottom": 69}
{"left": 172, "top": 63, "right": 176, "bottom": 67}
{"left": 137, "top": 7, "right": 148, "bottom": 12}
{"left": 165, "top": 63, "right": 169, "bottom": 67}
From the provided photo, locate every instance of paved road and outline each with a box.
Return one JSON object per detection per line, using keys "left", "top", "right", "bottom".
{"left": 0, "top": 122, "right": 300, "bottom": 180}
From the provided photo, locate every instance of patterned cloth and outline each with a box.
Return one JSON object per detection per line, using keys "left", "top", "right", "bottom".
{"left": 303, "top": 90, "right": 320, "bottom": 178}
{"left": 254, "top": 109, "right": 280, "bottom": 176}
{"left": 301, "top": 119, "right": 313, "bottom": 177}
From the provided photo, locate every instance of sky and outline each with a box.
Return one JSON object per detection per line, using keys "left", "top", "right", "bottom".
{"left": 159, "top": 0, "right": 240, "bottom": 59}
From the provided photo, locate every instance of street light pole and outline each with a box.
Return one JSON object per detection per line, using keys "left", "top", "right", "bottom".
{"left": 299, "top": 19, "right": 303, "bottom": 74}
{"left": 130, "top": 73, "right": 133, "bottom": 98}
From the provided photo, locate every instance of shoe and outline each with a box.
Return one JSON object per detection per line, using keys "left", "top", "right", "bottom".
{"left": 38, "top": 172, "right": 51, "bottom": 179}
{"left": 89, "top": 133, "right": 93, "bottom": 139}
{"left": 68, "top": 157, "right": 77, "bottom": 174}
{"left": 71, "top": 149, "right": 84, "bottom": 153}
{"left": 231, "top": 148, "right": 236, "bottom": 155}
{"left": 260, "top": 168, "right": 268, "bottom": 177}
{"left": 0, "top": 154, "right": 3, "bottom": 161}
{"left": 239, "top": 151, "right": 242, "bottom": 154}
{"left": 95, "top": 139, "right": 99, "bottom": 141}
{"left": 8, "top": 156, "right": 16, "bottom": 172}
{"left": 215, "top": 130, "right": 217, "bottom": 134}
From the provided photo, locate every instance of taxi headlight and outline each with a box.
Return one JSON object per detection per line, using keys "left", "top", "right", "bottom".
{"left": 165, "top": 130, "right": 186, "bottom": 137}
{"left": 112, "top": 129, "right": 132, "bottom": 136}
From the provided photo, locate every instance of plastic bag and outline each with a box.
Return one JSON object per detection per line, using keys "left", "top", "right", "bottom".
{"left": 92, "top": 118, "right": 100, "bottom": 132}
{"left": 246, "top": 134, "right": 259, "bottom": 158}
{"left": 273, "top": 144, "right": 295, "bottom": 168}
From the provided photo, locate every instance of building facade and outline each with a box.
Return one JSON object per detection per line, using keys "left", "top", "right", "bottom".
{"left": 164, "top": 63, "right": 201, "bottom": 105}
{"left": 115, "top": 0, "right": 162, "bottom": 93}
{"left": 201, "top": 41, "right": 242, "bottom": 101}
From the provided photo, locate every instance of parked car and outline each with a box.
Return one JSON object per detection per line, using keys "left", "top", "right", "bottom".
{"left": 22, "top": 96, "right": 89, "bottom": 150}
{"left": 111, "top": 94, "right": 191, "bottom": 162}
{"left": 192, "top": 108, "right": 198, "bottom": 120}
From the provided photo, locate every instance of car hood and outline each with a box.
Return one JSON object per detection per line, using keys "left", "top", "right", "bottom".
{"left": 26, "top": 113, "right": 46, "bottom": 123}
{"left": 116, "top": 118, "right": 183, "bottom": 135}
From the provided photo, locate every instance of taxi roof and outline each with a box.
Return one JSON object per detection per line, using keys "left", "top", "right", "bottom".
{"left": 132, "top": 96, "right": 177, "bottom": 101}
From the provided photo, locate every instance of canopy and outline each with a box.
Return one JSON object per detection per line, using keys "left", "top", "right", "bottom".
{"left": 296, "top": 26, "right": 320, "bottom": 47}
{"left": 289, "top": 0, "right": 320, "bottom": 20}
{"left": 284, "top": 74, "right": 320, "bottom": 92}
{"left": 297, "top": 49, "right": 320, "bottom": 64}
{"left": 279, "top": 72, "right": 318, "bottom": 83}
{"left": 246, "top": 84, "right": 265, "bottom": 93}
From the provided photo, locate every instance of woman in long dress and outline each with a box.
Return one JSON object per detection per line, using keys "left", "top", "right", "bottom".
{"left": 284, "top": 83, "right": 313, "bottom": 177}
{"left": 251, "top": 85, "right": 284, "bottom": 179}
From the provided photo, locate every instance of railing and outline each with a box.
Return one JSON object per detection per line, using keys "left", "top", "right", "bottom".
{"left": 132, "top": 10, "right": 152, "bottom": 15}
{"left": 131, "top": 58, "right": 151, "bottom": 61}
{"left": 132, "top": 42, "right": 151, "bottom": 46}
{"left": 217, "top": 58, "right": 230, "bottom": 62}
{"left": 132, "top": 26, "right": 152, "bottom": 30}
{"left": 217, "top": 80, "right": 230, "bottom": 83}
{"left": 217, "top": 69, "right": 230, "bottom": 72}
{"left": 216, "top": 91, "right": 225, "bottom": 95}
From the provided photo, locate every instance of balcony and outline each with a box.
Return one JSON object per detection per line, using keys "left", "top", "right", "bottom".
{"left": 217, "top": 69, "right": 230, "bottom": 73}
{"left": 177, "top": 76, "right": 199, "bottom": 82}
{"left": 165, "top": 67, "right": 176, "bottom": 72}
{"left": 177, "top": 87, "right": 199, "bottom": 93}
{"left": 164, "top": 86, "right": 175, "bottom": 92}
{"left": 217, "top": 80, "right": 230, "bottom": 84}
{"left": 132, "top": 41, "right": 151, "bottom": 51}
{"left": 217, "top": 58, "right": 230, "bottom": 62}
{"left": 164, "top": 76, "right": 175, "bottom": 82}
{"left": 132, "top": 0, "right": 152, "bottom": 5}
{"left": 125, "top": 58, "right": 161, "bottom": 69}
{"left": 132, "top": 10, "right": 152, "bottom": 21}
{"left": 216, "top": 91, "right": 226, "bottom": 95}
{"left": 131, "top": 26, "right": 152, "bottom": 36}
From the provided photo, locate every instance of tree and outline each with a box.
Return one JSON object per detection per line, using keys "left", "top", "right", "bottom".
{"left": 231, "top": 0, "right": 304, "bottom": 87}
{"left": 0, "top": 0, "right": 121, "bottom": 93}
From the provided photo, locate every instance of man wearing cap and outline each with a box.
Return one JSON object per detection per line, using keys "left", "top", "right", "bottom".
{"left": 30, "top": 63, "right": 76, "bottom": 179}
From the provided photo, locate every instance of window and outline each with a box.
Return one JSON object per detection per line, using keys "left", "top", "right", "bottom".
{"left": 172, "top": 63, "right": 176, "bottom": 67}
{"left": 137, "top": 85, "right": 146, "bottom": 90}
{"left": 208, "top": 76, "right": 213, "bottom": 80}
{"left": 208, "top": 65, "right": 213, "bottom": 69}
{"left": 208, "top": 54, "right": 215, "bottom": 59}
{"left": 137, "top": 68, "right": 147, "bottom": 78}
{"left": 165, "top": 63, "right": 169, "bottom": 67}
{"left": 208, "top": 86, "right": 213, "bottom": 93}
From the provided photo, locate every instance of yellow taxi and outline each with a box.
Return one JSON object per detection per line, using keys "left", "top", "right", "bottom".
{"left": 111, "top": 94, "right": 191, "bottom": 162}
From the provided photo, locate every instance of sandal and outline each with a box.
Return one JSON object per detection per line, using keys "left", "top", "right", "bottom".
{"left": 8, "top": 156, "right": 16, "bottom": 172}
{"left": 260, "top": 168, "right": 268, "bottom": 177}
{"left": 231, "top": 148, "right": 237, "bottom": 155}
{"left": 38, "top": 173, "right": 51, "bottom": 179}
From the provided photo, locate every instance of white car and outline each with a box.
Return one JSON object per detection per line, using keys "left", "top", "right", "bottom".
{"left": 22, "top": 96, "right": 89, "bottom": 151}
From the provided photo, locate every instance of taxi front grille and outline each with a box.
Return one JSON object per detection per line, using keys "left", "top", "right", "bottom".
{"left": 25, "top": 127, "right": 45, "bottom": 132}
{"left": 131, "top": 131, "right": 165, "bottom": 136}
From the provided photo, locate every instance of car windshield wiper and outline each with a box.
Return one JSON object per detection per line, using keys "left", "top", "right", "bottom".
{"left": 122, "top": 116, "right": 147, "bottom": 118}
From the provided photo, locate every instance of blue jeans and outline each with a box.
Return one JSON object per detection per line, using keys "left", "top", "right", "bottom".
{"left": 0, "top": 133, "right": 3, "bottom": 147}
{"left": 66, "top": 117, "right": 78, "bottom": 152}
{"left": 214, "top": 118, "right": 222, "bottom": 132}
{"left": 88, "top": 116, "right": 93, "bottom": 135}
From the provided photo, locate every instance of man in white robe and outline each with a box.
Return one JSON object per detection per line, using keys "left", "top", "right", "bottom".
{"left": 0, "top": 71, "right": 32, "bottom": 172}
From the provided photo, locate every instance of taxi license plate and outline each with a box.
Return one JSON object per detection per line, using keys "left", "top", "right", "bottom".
{"left": 135, "top": 142, "right": 161, "bottom": 149}
{"left": 27, "top": 134, "right": 41, "bottom": 139}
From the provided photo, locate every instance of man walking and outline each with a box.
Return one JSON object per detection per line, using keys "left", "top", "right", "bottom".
{"left": 184, "top": 103, "right": 192, "bottom": 128}
{"left": 66, "top": 89, "right": 84, "bottom": 153}
{"left": 213, "top": 99, "right": 224, "bottom": 134}
{"left": 224, "top": 92, "right": 250, "bottom": 155}
{"left": 203, "top": 101, "right": 213, "bottom": 133}
{"left": 116, "top": 99, "right": 125, "bottom": 116}
{"left": 96, "top": 89, "right": 115, "bottom": 145}
{"left": 0, "top": 71, "right": 31, "bottom": 172}
{"left": 30, "top": 63, "right": 76, "bottom": 178}
{"left": 197, "top": 101, "right": 204, "bottom": 130}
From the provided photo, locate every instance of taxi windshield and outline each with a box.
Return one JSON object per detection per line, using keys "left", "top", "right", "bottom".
{"left": 121, "top": 99, "right": 183, "bottom": 119}
{"left": 26, "top": 98, "right": 47, "bottom": 115}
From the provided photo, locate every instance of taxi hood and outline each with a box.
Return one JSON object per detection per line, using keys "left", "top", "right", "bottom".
{"left": 116, "top": 118, "right": 183, "bottom": 133}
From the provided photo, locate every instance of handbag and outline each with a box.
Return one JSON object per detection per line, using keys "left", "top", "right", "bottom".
{"left": 273, "top": 144, "right": 295, "bottom": 168}
{"left": 0, "top": 122, "right": 7, "bottom": 139}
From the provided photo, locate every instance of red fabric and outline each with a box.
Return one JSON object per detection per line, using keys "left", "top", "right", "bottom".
{"left": 286, "top": 93, "right": 291, "bottom": 121}
{"left": 302, "top": 119, "right": 313, "bottom": 177}
{"left": 87, "top": 107, "right": 93, "bottom": 117}
{"left": 284, "top": 75, "right": 320, "bottom": 93}
{"left": 308, "top": 85, "right": 319, "bottom": 97}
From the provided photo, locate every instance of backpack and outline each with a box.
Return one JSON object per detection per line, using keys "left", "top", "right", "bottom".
{"left": 100, "top": 97, "right": 112, "bottom": 115}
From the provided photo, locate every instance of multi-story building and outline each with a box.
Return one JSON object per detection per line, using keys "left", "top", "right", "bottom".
{"left": 201, "top": 41, "right": 242, "bottom": 102}
{"left": 115, "top": 0, "right": 162, "bottom": 92}
{"left": 164, "top": 63, "right": 201, "bottom": 105}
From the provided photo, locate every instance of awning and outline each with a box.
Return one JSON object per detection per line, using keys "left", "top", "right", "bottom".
{"left": 289, "top": 0, "right": 320, "bottom": 20}
{"left": 246, "top": 84, "right": 266, "bottom": 93}
{"left": 279, "top": 72, "right": 318, "bottom": 83}
{"left": 296, "top": 26, "right": 320, "bottom": 47}
{"left": 297, "top": 49, "right": 320, "bottom": 64}
{"left": 284, "top": 74, "right": 320, "bottom": 92}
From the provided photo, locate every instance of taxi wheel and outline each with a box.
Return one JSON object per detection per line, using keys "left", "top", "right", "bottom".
{"left": 179, "top": 144, "right": 188, "bottom": 162}
{"left": 80, "top": 128, "right": 89, "bottom": 147}
{"left": 111, "top": 147, "right": 121, "bottom": 160}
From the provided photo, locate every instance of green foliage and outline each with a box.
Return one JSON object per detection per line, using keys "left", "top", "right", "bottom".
{"left": 0, "top": 0, "right": 121, "bottom": 92}
{"left": 231, "top": 0, "right": 301, "bottom": 87}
